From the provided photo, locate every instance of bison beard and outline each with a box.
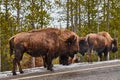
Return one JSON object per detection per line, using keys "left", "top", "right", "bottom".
{"left": 9, "top": 28, "right": 79, "bottom": 75}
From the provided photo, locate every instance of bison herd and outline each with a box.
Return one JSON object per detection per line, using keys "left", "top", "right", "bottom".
{"left": 9, "top": 28, "right": 118, "bottom": 75}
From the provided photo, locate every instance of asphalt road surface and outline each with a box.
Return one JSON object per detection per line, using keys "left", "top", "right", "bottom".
{"left": 1, "top": 60, "right": 120, "bottom": 80}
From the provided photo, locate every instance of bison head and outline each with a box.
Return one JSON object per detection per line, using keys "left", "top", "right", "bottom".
{"left": 111, "top": 38, "right": 118, "bottom": 53}
{"left": 79, "top": 37, "right": 89, "bottom": 56}
{"left": 65, "top": 35, "right": 79, "bottom": 53}
{"left": 59, "top": 34, "right": 79, "bottom": 66}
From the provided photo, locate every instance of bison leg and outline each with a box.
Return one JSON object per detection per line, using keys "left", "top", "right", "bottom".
{"left": 47, "top": 62, "right": 53, "bottom": 71}
{"left": 98, "top": 53, "right": 102, "bottom": 61}
{"left": 42, "top": 56, "right": 47, "bottom": 68}
{"left": 72, "top": 54, "right": 79, "bottom": 63}
{"left": 12, "top": 58, "right": 17, "bottom": 75}
{"left": 59, "top": 56, "right": 63, "bottom": 65}
{"left": 46, "top": 55, "right": 53, "bottom": 71}
{"left": 12, "top": 58, "right": 23, "bottom": 75}
{"left": 17, "top": 59, "right": 24, "bottom": 74}
{"left": 12, "top": 49, "right": 24, "bottom": 75}
{"left": 17, "top": 53, "right": 24, "bottom": 74}
{"left": 104, "top": 52, "right": 109, "bottom": 61}
{"left": 87, "top": 49, "right": 92, "bottom": 63}
{"left": 88, "top": 53, "right": 92, "bottom": 62}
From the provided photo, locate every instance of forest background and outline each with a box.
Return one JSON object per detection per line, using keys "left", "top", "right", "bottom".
{"left": 0, "top": 0, "right": 120, "bottom": 72}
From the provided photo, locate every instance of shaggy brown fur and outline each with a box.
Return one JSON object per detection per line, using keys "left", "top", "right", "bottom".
{"left": 79, "top": 31, "right": 118, "bottom": 62}
{"left": 9, "top": 28, "right": 79, "bottom": 75}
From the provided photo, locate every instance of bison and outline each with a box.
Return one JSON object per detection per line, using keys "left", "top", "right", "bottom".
{"left": 79, "top": 31, "right": 118, "bottom": 62}
{"left": 9, "top": 28, "right": 80, "bottom": 75}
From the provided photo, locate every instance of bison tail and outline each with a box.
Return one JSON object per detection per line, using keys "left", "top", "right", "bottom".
{"left": 9, "top": 36, "right": 15, "bottom": 57}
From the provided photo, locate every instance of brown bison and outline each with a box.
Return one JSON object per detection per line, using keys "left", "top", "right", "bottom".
{"left": 79, "top": 31, "right": 118, "bottom": 62}
{"left": 9, "top": 28, "right": 80, "bottom": 75}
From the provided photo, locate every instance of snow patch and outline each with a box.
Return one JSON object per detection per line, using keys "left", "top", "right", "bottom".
{"left": 0, "top": 59, "right": 120, "bottom": 78}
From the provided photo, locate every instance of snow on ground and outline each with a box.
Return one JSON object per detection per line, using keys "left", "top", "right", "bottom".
{"left": 0, "top": 59, "right": 120, "bottom": 78}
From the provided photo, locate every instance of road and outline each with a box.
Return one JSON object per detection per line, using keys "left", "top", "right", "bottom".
{"left": 1, "top": 60, "right": 120, "bottom": 80}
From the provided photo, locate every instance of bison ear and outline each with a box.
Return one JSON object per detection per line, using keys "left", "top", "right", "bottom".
{"left": 66, "top": 35, "right": 77, "bottom": 45}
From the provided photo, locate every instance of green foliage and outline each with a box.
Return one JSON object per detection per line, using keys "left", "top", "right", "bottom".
{"left": 24, "top": 0, "right": 51, "bottom": 29}
{"left": 0, "top": 0, "right": 52, "bottom": 71}
{"left": 53, "top": 57, "right": 59, "bottom": 64}
{"left": 1, "top": 51, "right": 12, "bottom": 71}
{"left": 0, "top": 0, "right": 120, "bottom": 72}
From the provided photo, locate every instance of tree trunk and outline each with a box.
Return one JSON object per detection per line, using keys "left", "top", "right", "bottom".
{"left": 97, "top": 0, "right": 100, "bottom": 32}
{"left": 5, "top": 0, "right": 8, "bottom": 21}
{"left": 87, "top": 0, "right": 90, "bottom": 29}
{"left": 74, "top": 0, "right": 78, "bottom": 32}
{"left": 70, "top": 0, "right": 74, "bottom": 31}
{"left": 103, "top": 0, "right": 106, "bottom": 22}
{"left": 78, "top": 0, "right": 81, "bottom": 35}
{"left": 41, "top": 0, "right": 43, "bottom": 28}
{"left": 0, "top": 1, "right": 1, "bottom": 72}
{"left": 0, "top": 40, "right": 1, "bottom": 71}
{"left": 66, "top": 0, "right": 69, "bottom": 29}
{"left": 16, "top": 0, "right": 21, "bottom": 32}
{"left": 107, "top": 0, "right": 110, "bottom": 32}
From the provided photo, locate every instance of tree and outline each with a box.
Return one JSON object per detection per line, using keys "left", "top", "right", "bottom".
{"left": 66, "top": 0, "right": 70, "bottom": 29}
{"left": 0, "top": 0, "right": 2, "bottom": 71}
{"left": 0, "top": 0, "right": 16, "bottom": 71}
{"left": 0, "top": 0, "right": 120, "bottom": 71}
{"left": 70, "top": 0, "right": 74, "bottom": 31}
{"left": 106, "top": 0, "right": 110, "bottom": 32}
{"left": 74, "top": 0, "right": 78, "bottom": 32}
{"left": 24, "top": 0, "right": 51, "bottom": 30}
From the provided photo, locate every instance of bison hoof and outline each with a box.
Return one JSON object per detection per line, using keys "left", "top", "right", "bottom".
{"left": 51, "top": 68, "right": 54, "bottom": 71}
{"left": 13, "top": 72, "right": 17, "bottom": 75}
{"left": 50, "top": 69, "right": 54, "bottom": 71}
{"left": 20, "top": 71, "right": 24, "bottom": 74}
{"left": 44, "top": 65, "right": 47, "bottom": 68}
{"left": 47, "top": 67, "right": 53, "bottom": 71}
